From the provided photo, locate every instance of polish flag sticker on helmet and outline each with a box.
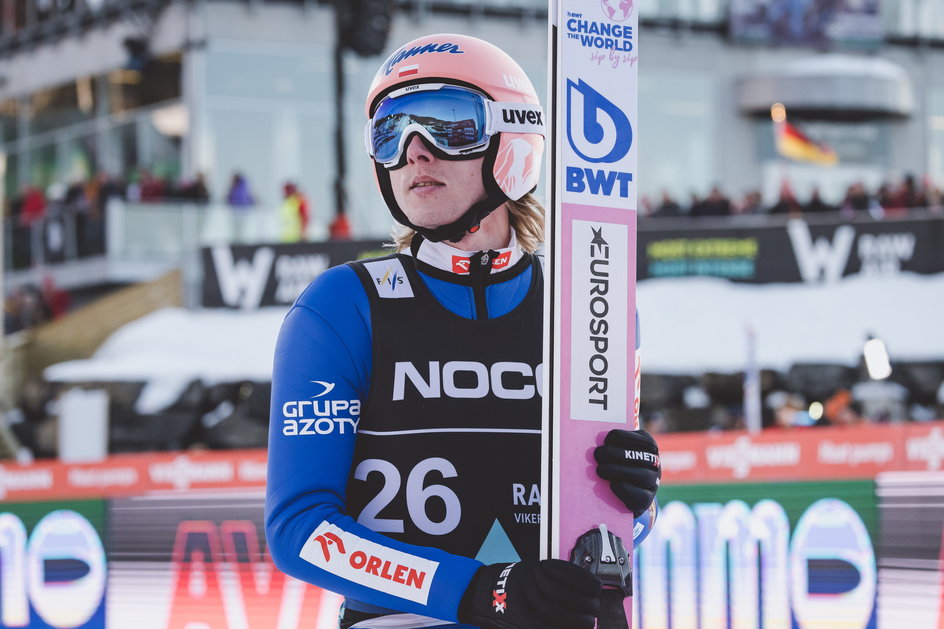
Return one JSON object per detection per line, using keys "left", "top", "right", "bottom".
{"left": 398, "top": 64, "right": 419, "bottom": 77}
{"left": 363, "top": 259, "right": 414, "bottom": 298}
{"left": 300, "top": 522, "right": 439, "bottom": 605}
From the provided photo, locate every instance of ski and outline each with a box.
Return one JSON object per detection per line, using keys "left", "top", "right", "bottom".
{"left": 541, "top": 0, "right": 639, "bottom": 626}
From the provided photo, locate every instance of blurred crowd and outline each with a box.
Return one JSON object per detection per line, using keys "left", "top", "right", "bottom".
{"left": 642, "top": 174, "right": 944, "bottom": 220}
{"left": 3, "top": 277, "right": 70, "bottom": 335}
{"left": 641, "top": 360, "right": 944, "bottom": 436}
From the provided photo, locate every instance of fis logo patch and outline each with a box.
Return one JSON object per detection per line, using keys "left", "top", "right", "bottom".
{"left": 363, "top": 259, "right": 414, "bottom": 298}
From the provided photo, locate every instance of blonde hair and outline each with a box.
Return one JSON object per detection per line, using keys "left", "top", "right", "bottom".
{"left": 391, "top": 192, "right": 546, "bottom": 253}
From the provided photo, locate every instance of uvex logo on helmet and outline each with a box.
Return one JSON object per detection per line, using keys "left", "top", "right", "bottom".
{"left": 383, "top": 42, "right": 464, "bottom": 76}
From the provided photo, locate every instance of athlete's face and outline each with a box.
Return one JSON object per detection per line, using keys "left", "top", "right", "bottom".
{"left": 388, "top": 134, "right": 488, "bottom": 230}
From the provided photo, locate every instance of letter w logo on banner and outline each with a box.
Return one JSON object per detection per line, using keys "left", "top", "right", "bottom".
{"left": 211, "top": 245, "right": 275, "bottom": 309}
{"left": 787, "top": 221, "right": 855, "bottom": 283}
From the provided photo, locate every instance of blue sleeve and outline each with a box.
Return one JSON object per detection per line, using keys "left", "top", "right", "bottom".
{"left": 264, "top": 264, "right": 482, "bottom": 621}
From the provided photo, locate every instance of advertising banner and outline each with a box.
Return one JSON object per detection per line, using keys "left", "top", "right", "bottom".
{"left": 0, "top": 450, "right": 268, "bottom": 503}
{"left": 658, "top": 420, "right": 944, "bottom": 484}
{"left": 0, "top": 500, "right": 108, "bottom": 629}
{"left": 635, "top": 480, "right": 880, "bottom": 628}
{"left": 728, "top": 0, "right": 884, "bottom": 50}
{"left": 201, "top": 240, "right": 386, "bottom": 309}
{"left": 638, "top": 216, "right": 944, "bottom": 284}
{"left": 2, "top": 445, "right": 944, "bottom": 627}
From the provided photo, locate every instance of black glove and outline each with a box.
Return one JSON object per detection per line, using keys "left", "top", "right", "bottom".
{"left": 594, "top": 428, "right": 661, "bottom": 517}
{"left": 458, "top": 559, "right": 601, "bottom": 629}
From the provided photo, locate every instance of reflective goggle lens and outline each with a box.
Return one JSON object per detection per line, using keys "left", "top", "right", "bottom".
{"left": 370, "top": 86, "right": 489, "bottom": 164}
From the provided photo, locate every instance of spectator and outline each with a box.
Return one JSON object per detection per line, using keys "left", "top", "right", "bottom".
{"left": 692, "top": 186, "right": 731, "bottom": 217}
{"left": 734, "top": 190, "right": 763, "bottom": 215}
{"left": 840, "top": 182, "right": 880, "bottom": 218}
{"left": 329, "top": 212, "right": 352, "bottom": 240}
{"left": 688, "top": 192, "right": 706, "bottom": 217}
{"left": 804, "top": 187, "right": 835, "bottom": 213}
{"left": 768, "top": 182, "right": 803, "bottom": 216}
{"left": 138, "top": 170, "right": 167, "bottom": 202}
{"left": 926, "top": 176, "right": 943, "bottom": 213}
{"left": 279, "top": 181, "right": 310, "bottom": 242}
{"left": 652, "top": 190, "right": 682, "bottom": 217}
{"left": 226, "top": 172, "right": 256, "bottom": 209}
{"left": 40, "top": 276, "right": 70, "bottom": 320}
{"left": 178, "top": 172, "right": 210, "bottom": 203}
{"left": 818, "top": 389, "right": 864, "bottom": 427}
{"left": 3, "top": 292, "right": 23, "bottom": 334}
{"left": 19, "top": 186, "right": 46, "bottom": 226}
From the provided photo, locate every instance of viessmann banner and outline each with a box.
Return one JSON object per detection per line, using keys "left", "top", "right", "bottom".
{"left": 658, "top": 420, "right": 944, "bottom": 484}
{"left": 638, "top": 216, "right": 944, "bottom": 284}
{"left": 2, "top": 435, "right": 944, "bottom": 627}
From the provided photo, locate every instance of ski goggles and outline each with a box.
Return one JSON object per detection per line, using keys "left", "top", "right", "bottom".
{"left": 365, "top": 83, "right": 545, "bottom": 168}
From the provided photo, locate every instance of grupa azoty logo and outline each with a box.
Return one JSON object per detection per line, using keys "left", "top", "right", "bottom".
{"left": 565, "top": 78, "right": 632, "bottom": 164}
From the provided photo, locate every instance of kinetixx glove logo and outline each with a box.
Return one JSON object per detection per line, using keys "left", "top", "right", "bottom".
{"left": 492, "top": 563, "right": 516, "bottom": 613}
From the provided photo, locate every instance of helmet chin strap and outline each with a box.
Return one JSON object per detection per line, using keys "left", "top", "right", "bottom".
{"left": 411, "top": 191, "right": 507, "bottom": 243}
{"left": 374, "top": 136, "right": 509, "bottom": 244}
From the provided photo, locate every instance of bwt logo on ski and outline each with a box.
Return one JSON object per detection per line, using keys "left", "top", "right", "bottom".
{"left": 587, "top": 227, "right": 611, "bottom": 410}
{"left": 392, "top": 360, "right": 543, "bottom": 400}
{"left": 282, "top": 380, "right": 360, "bottom": 436}
{"left": 565, "top": 79, "right": 633, "bottom": 198}
{"left": 301, "top": 523, "right": 439, "bottom": 604}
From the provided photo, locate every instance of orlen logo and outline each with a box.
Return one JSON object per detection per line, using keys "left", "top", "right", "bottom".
{"left": 300, "top": 523, "right": 439, "bottom": 604}
{"left": 452, "top": 256, "right": 472, "bottom": 274}
{"left": 565, "top": 79, "right": 633, "bottom": 198}
{"left": 451, "top": 251, "right": 512, "bottom": 275}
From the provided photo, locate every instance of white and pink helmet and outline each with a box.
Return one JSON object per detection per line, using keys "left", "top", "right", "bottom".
{"left": 365, "top": 33, "right": 545, "bottom": 242}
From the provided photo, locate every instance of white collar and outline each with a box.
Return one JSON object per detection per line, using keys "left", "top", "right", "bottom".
{"left": 413, "top": 231, "right": 524, "bottom": 275}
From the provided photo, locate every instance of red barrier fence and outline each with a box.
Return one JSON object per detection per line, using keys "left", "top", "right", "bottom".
{"left": 658, "top": 420, "right": 944, "bottom": 483}
{"left": 1, "top": 420, "right": 942, "bottom": 502}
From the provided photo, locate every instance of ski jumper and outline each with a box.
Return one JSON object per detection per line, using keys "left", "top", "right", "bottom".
{"left": 265, "top": 235, "right": 542, "bottom": 627}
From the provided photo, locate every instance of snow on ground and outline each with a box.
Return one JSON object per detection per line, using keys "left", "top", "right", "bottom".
{"left": 44, "top": 272, "right": 944, "bottom": 409}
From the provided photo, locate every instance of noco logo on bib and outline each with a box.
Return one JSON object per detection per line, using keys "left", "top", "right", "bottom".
{"left": 300, "top": 522, "right": 439, "bottom": 604}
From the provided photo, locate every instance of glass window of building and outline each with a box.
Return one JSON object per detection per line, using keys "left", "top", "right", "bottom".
{"left": 0, "top": 98, "right": 21, "bottom": 144}
{"left": 930, "top": 87, "right": 944, "bottom": 188}
{"left": 108, "top": 52, "right": 182, "bottom": 116}
{"left": 29, "top": 78, "right": 96, "bottom": 136}
{"left": 638, "top": 71, "right": 716, "bottom": 205}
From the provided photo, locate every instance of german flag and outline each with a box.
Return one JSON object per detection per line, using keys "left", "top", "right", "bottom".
{"left": 775, "top": 120, "right": 838, "bottom": 165}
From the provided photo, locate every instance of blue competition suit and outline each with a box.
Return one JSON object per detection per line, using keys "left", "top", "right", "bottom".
{"left": 265, "top": 237, "right": 542, "bottom": 627}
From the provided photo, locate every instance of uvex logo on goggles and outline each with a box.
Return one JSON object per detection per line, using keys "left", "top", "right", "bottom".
{"left": 365, "top": 84, "right": 545, "bottom": 167}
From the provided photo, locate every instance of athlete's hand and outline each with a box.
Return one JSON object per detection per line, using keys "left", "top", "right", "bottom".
{"left": 594, "top": 428, "right": 661, "bottom": 517}
{"left": 458, "top": 559, "right": 601, "bottom": 629}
